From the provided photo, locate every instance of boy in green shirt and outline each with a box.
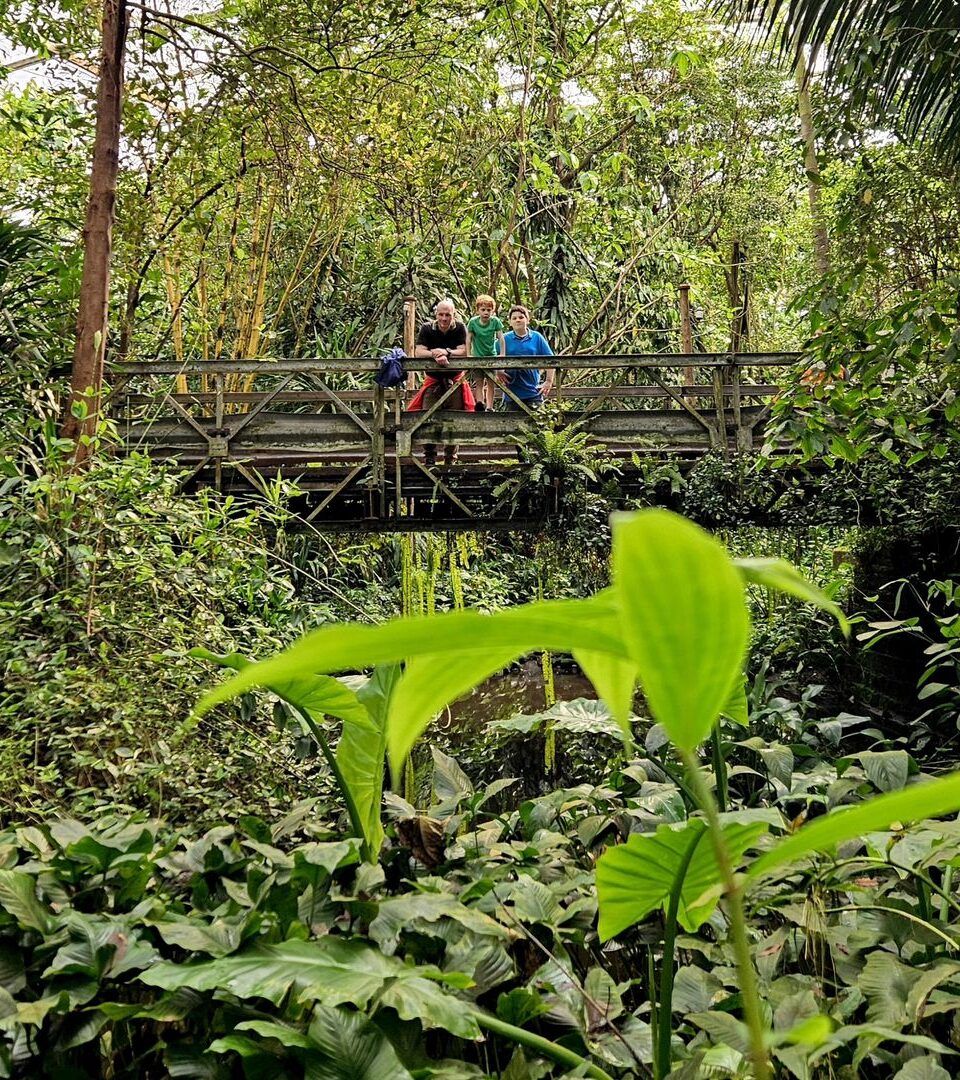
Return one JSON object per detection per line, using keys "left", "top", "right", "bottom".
{"left": 466, "top": 294, "right": 506, "bottom": 411}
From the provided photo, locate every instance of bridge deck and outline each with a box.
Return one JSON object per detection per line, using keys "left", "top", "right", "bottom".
{"left": 111, "top": 353, "right": 798, "bottom": 528}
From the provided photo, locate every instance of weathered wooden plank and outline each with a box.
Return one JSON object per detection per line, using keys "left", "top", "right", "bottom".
{"left": 122, "top": 383, "right": 781, "bottom": 408}
{"left": 111, "top": 352, "right": 799, "bottom": 377}
{"left": 130, "top": 405, "right": 768, "bottom": 450}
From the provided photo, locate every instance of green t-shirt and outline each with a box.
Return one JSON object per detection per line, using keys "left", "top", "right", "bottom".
{"left": 467, "top": 315, "right": 504, "bottom": 358}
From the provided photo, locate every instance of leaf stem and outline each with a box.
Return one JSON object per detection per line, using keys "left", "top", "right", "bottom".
{"left": 680, "top": 748, "right": 771, "bottom": 1080}
{"left": 471, "top": 1011, "right": 616, "bottom": 1080}
{"left": 297, "top": 707, "right": 369, "bottom": 859}
{"left": 710, "top": 724, "right": 728, "bottom": 812}
{"left": 656, "top": 827, "right": 706, "bottom": 1079}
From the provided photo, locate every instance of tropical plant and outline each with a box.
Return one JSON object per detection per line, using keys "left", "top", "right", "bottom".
{"left": 725, "top": 0, "right": 960, "bottom": 159}
{"left": 858, "top": 577, "right": 960, "bottom": 737}
{"left": 191, "top": 651, "right": 398, "bottom": 861}
{"left": 493, "top": 410, "right": 620, "bottom": 518}
{"left": 187, "top": 508, "right": 960, "bottom": 1077}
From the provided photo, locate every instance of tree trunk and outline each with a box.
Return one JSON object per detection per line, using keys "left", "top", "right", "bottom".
{"left": 797, "top": 46, "right": 831, "bottom": 277}
{"left": 62, "top": 0, "right": 128, "bottom": 455}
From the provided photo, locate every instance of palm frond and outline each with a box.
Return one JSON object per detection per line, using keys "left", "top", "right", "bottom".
{"left": 726, "top": 0, "right": 960, "bottom": 157}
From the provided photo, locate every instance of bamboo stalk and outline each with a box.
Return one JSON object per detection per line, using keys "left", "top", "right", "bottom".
{"left": 270, "top": 218, "right": 319, "bottom": 335}
{"left": 213, "top": 179, "right": 243, "bottom": 363}
{"left": 163, "top": 249, "right": 186, "bottom": 393}
{"left": 241, "top": 191, "right": 276, "bottom": 394}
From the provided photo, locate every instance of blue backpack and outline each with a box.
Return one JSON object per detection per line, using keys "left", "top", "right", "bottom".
{"left": 374, "top": 346, "right": 406, "bottom": 388}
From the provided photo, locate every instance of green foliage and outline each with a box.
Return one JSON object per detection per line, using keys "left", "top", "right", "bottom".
{"left": 195, "top": 511, "right": 840, "bottom": 776}
{"left": 726, "top": 0, "right": 960, "bottom": 159}
{"left": 858, "top": 578, "right": 960, "bottom": 735}
{"left": 3, "top": 702, "right": 960, "bottom": 1075}
{"left": 612, "top": 511, "right": 750, "bottom": 751}
{"left": 597, "top": 818, "right": 767, "bottom": 937}
{"left": 493, "top": 411, "right": 621, "bottom": 522}
{"left": 766, "top": 276, "right": 960, "bottom": 470}
{"left": 189, "top": 649, "right": 393, "bottom": 859}
{"left": 0, "top": 450, "right": 321, "bottom": 822}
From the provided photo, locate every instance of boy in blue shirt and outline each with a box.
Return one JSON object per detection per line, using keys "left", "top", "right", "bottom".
{"left": 500, "top": 304, "right": 555, "bottom": 409}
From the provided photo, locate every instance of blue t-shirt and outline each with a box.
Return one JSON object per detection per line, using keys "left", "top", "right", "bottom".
{"left": 502, "top": 329, "right": 553, "bottom": 400}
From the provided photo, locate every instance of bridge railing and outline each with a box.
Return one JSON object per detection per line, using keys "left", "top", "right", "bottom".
{"left": 111, "top": 352, "right": 799, "bottom": 520}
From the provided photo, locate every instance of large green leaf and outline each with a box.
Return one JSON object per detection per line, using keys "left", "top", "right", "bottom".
{"left": 735, "top": 558, "right": 850, "bottom": 635}
{"left": 0, "top": 870, "right": 54, "bottom": 934}
{"left": 388, "top": 649, "right": 519, "bottom": 777}
{"left": 894, "top": 1059, "right": 952, "bottom": 1080}
{"left": 379, "top": 976, "right": 482, "bottom": 1039}
{"left": 138, "top": 937, "right": 465, "bottom": 1009}
{"left": 490, "top": 699, "right": 626, "bottom": 740}
{"left": 572, "top": 649, "right": 639, "bottom": 741}
{"left": 367, "top": 892, "right": 509, "bottom": 955}
{"left": 306, "top": 1006, "right": 414, "bottom": 1080}
{"left": 596, "top": 818, "right": 768, "bottom": 939}
{"left": 194, "top": 598, "right": 629, "bottom": 724}
{"left": 188, "top": 649, "right": 369, "bottom": 729}
{"left": 541, "top": 698, "right": 626, "bottom": 738}
{"left": 611, "top": 511, "right": 750, "bottom": 751}
{"left": 859, "top": 952, "right": 921, "bottom": 1026}
{"left": 748, "top": 770, "right": 960, "bottom": 881}
{"left": 859, "top": 750, "right": 910, "bottom": 792}
{"left": 335, "top": 664, "right": 398, "bottom": 858}
{"left": 720, "top": 676, "right": 749, "bottom": 727}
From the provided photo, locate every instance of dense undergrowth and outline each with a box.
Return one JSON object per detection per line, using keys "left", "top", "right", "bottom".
{"left": 1, "top": 507, "right": 959, "bottom": 1079}
{"left": 2, "top": 720, "right": 958, "bottom": 1080}
{"left": 2, "top": 368, "right": 959, "bottom": 1079}
{"left": 2, "top": 461, "right": 959, "bottom": 1077}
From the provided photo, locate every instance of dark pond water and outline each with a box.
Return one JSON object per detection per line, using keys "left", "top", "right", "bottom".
{"left": 439, "top": 660, "right": 596, "bottom": 736}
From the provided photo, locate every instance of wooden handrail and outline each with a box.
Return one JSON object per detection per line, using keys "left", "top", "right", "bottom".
{"left": 121, "top": 383, "right": 782, "bottom": 407}
{"left": 110, "top": 352, "right": 801, "bottom": 377}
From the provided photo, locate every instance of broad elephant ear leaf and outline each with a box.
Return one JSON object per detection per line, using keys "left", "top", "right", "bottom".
{"left": 611, "top": 510, "right": 750, "bottom": 751}
{"left": 138, "top": 937, "right": 462, "bottom": 1007}
{"left": 597, "top": 819, "right": 768, "bottom": 939}
{"left": 187, "top": 648, "right": 369, "bottom": 729}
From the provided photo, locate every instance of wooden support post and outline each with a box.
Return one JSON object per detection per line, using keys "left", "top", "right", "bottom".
{"left": 214, "top": 372, "right": 224, "bottom": 431}
{"left": 403, "top": 295, "right": 417, "bottom": 392}
{"left": 712, "top": 366, "right": 729, "bottom": 459}
{"left": 726, "top": 245, "right": 747, "bottom": 454}
{"left": 370, "top": 383, "right": 385, "bottom": 518}
{"left": 679, "top": 284, "right": 694, "bottom": 389}
{"left": 394, "top": 387, "right": 403, "bottom": 517}
{"left": 732, "top": 362, "right": 751, "bottom": 452}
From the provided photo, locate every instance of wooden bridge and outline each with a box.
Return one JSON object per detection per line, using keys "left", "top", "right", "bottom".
{"left": 112, "top": 351, "right": 799, "bottom": 529}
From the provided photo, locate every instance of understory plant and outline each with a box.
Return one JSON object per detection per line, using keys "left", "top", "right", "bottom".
{"left": 196, "top": 509, "right": 960, "bottom": 1076}
{"left": 4, "top": 511, "right": 960, "bottom": 1075}
{"left": 857, "top": 577, "right": 960, "bottom": 737}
